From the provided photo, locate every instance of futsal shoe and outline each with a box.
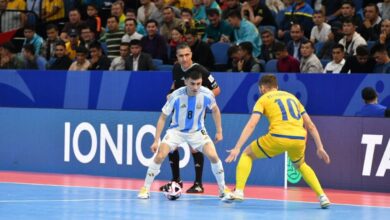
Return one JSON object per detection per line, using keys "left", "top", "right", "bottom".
{"left": 159, "top": 180, "right": 183, "bottom": 192}
{"left": 186, "top": 182, "right": 204, "bottom": 193}
{"left": 221, "top": 189, "right": 244, "bottom": 203}
{"left": 219, "top": 186, "right": 232, "bottom": 198}
{"left": 137, "top": 187, "right": 150, "bottom": 199}
{"left": 319, "top": 194, "right": 331, "bottom": 209}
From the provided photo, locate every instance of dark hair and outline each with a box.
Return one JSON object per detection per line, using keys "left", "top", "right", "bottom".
{"left": 291, "top": 23, "right": 303, "bottom": 31}
{"left": 24, "top": 24, "right": 36, "bottom": 31}
{"left": 87, "top": 3, "right": 97, "bottom": 10}
{"left": 239, "top": 42, "right": 253, "bottom": 54}
{"left": 206, "top": 8, "right": 220, "bottom": 16}
{"left": 371, "top": 43, "right": 388, "bottom": 55}
{"left": 228, "top": 45, "right": 239, "bottom": 57}
{"left": 76, "top": 46, "right": 88, "bottom": 54}
{"left": 176, "top": 42, "right": 191, "bottom": 52}
{"left": 181, "top": 8, "right": 193, "bottom": 16}
{"left": 356, "top": 45, "right": 369, "bottom": 56}
{"left": 107, "top": 15, "right": 119, "bottom": 23}
{"left": 313, "top": 10, "right": 324, "bottom": 16}
{"left": 259, "top": 74, "right": 278, "bottom": 88}
{"left": 89, "top": 41, "right": 102, "bottom": 50}
{"left": 23, "top": 44, "right": 35, "bottom": 54}
{"left": 274, "top": 42, "right": 287, "bottom": 52}
{"left": 55, "top": 40, "right": 66, "bottom": 48}
{"left": 341, "top": 0, "right": 355, "bottom": 8}
{"left": 129, "top": 39, "right": 142, "bottom": 47}
{"left": 69, "top": 8, "right": 81, "bottom": 14}
{"left": 125, "top": 18, "right": 137, "bottom": 26}
{"left": 364, "top": 3, "right": 380, "bottom": 14}
{"left": 46, "top": 23, "right": 58, "bottom": 31}
{"left": 332, "top": 43, "right": 345, "bottom": 52}
{"left": 301, "top": 40, "right": 314, "bottom": 49}
{"left": 146, "top": 19, "right": 159, "bottom": 27}
{"left": 227, "top": 9, "right": 241, "bottom": 19}
{"left": 0, "top": 42, "right": 17, "bottom": 53}
{"left": 361, "top": 87, "right": 377, "bottom": 102}
{"left": 163, "top": 6, "right": 174, "bottom": 13}
{"left": 184, "top": 28, "right": 198, "bottom": 36}
{"left": 342, "top": 17, "right": 356, "bottom": 26}
{"left": 126, "top": 8, "right": 136, "bottom": 15}
{"left": 185, "top": 68, "right": 202, "bottom": 80}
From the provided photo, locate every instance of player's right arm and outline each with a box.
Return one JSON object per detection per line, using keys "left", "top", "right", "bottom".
{"left": 302, "top": 113, "right": 331, "bottom": 164}
{"left": 151, "top": 113, "right": 168, "bottom": 153}
{"left": 225, "top": 113, "right": 261, "bottom": 163}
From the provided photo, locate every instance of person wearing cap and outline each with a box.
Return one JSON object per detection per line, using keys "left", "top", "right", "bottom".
{"left": 65, "top": 28, "right": 81, "bottom": 60}
{"left": 0, "top": 42, "right": 23, "bottom": 69}
{"left": 355, "top": 87, "right": 390, "bottom": 117}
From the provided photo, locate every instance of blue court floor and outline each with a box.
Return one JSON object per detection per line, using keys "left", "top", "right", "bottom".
{"left": 1, "top": 182, "right": 389, "bottom": 220}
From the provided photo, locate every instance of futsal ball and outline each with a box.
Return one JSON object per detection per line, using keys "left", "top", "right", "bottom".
{"left": 164, "top": 181, "right": 182, "bottom": 200}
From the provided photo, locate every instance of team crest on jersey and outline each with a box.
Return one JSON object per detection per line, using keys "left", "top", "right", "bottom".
{"left": 196, "top": 103, "right": 202, "bottom": 109}
{"left": 180, "top": 104, "right": 187, "bottom": 108}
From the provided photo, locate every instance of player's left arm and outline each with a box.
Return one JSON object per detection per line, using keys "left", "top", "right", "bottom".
{"left": 302, "top": 113, "right": 331, "bottom": 164}
{"left": 211, "top": 104, "right": 223, "bottom": 143}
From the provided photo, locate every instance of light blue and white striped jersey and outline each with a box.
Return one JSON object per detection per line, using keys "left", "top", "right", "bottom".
{"left": 162, "top": 86, "right": 216, "bottom": 132}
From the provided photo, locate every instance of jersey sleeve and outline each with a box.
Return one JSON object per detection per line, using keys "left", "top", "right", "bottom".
{"left": 298, "top": 100, "right": 306, "bottom": 115}
{"left": 252, "top": 97, "right": 265, "bottom": 115}
{"left": 162, "top": 94, "right": 176, "bottom": 116}
{"left": 206, "top": 93, "right": 217, "bottom": 110}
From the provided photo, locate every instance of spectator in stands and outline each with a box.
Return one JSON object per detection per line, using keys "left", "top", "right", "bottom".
{"left": 61, "top": 8, "right": 85, "bottom": 41}
{"left": 371, "top": 44, "right": 390, "bottom": 73}
{"left": 69, "top": 46, "right": 90, "bottom": 71}
{"left": 125, "top": 8, "right": 146, "bottom": 35}
{"left": 0, "top": 0, "right": 23, "bottom": 33}
{"left": 180, "top": 7, "right": 206, "bottom": 39}
{"left": 100, "top": 15, "right": 125, "bottom": 60}
{"left": 278, "top": 0, "right": 314, "bottom": 40}
{"left": 330, "top": 0, "right": 362, "bottom": 30}
{"left": 232, "top": 41, "right": 262, "bottom": 72}
{"left": 122, "top": 18, "right": 143, "bottom": 43}
{"left": 204, "top": 8, "right": 234, "bottom": 44}
{"left": 6, "top": 0, "right": 26, "bottom": 24}
{"left": 340, "top": 45, "right": 376, "bottom": 73}
{"left": 41, "top": 0, "right": 64, "bottom": 23}
{"left": 111, "top": 1, "right": 126, "bottom": 30}
{"left": 379, "top": 0, "right": 390, "bottom": 20}
{"left": 192, "top": 0, "right": 205, "bottom": 22}
{"left": 339, "top": 18, "right": 367, "bottom": 56}
{"left": 85, "top": 4, "right": 102, "bottom": 35}
{"left": 88, "top": 41, "right": 111, "bottom": 70}
{"left": 199, "top": 0, "right": 222, "bottom": 24}
{"left": 0, "top": 42, "right": 23, "bottom": 69}
{"left": 300, "top": 40, "right": 323, "bottom": 73}
{"left": 310, "top": 10, "right": 331, "bottom": 43}
{"left": 227, "top": 9, "right": 261, "bottom": 57}
{"left": 265, "top": 0, "right": 285, "bottom": 14}
{"left": 184, "top": 28, "right": 215, "bottom": 70}
{"left": 287, "top": 23, "right": 307, "bottom": 60}
{"left": 360, "top": 3, "right": 382, "bottom": 42}
{"left": 323, "top": 43, "right": 346, "bottom": 73}
{"left": 23, "top": 24, "right": 44, "bottom": 56}
{"left": 48, "top": 41, "right": 72, "bottom": 70}
{"left": 65, "top": 28, "right": 81, "bottom": 60}
{"left": 169, "top": 27, "right": 185, "bottom": 64}
{"left": 274, "top": 41, "right": 300, "bottom": 72}
{"left": 43, "top": 24, "right": 61, "bottom": 62}
{"left": 79, "top": 26, "right": 96, "bottom": 50}
{"left": 160, "top": 6, "right": 182, "bottom": 41}
{"left": 222, "top": 0, "right": 241, "bottom": 20}
{"left": 22, "top": 44, "right": 47, "bottom": 70}
{"left": 125, "top": 39, "right": 155, "bottom": 71}
{"left": 318, "top": 21, "right": 344, "bottom": 60}
{"left": 355, "top": 87, "right": 390, "bottom": 117}
{"left": 110, "top": 42, "right": 130, "bottom": 70}
{"left": 240, "top": 0, "right": 276, "bottom": 27}
{"left": 378, "top": 19, "right": 390, "bottom": 53}
{"left": 137, "top": 0, "right": 159, "bottom": 25}
{"left": 141, "top": 19, "right": 168, "bottom": 63}
{"left": 227, "top": 44, "right": 240, "bottom": 71}
{"left": 259, "top": 28, "right": 278, "bottom": 62}
{"left": 164, "top": 0, "right": 193, "bottom": 9}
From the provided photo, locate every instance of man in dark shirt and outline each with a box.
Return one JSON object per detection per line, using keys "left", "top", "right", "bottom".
{"left": 340, "top": 45, "right": 376, "bottom": 73}
{"left": 48, "top": 41, "right": 72, "bottom": 70}
{"left": 140, "top": 19, "right": 168, "bottom": 63}
{"left": 355, "top": 87, "right": 390, "bottom": 117}
{"left": 160, "top": 42, "right": 221, "bottom": 194}
{"left": 184, "top": 29, "right": 215, "bottom": 70}
{"left": 88, "top": 41, "right": 111, "bottom": 70}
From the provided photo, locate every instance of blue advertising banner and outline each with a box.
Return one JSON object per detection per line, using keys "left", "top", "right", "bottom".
{"left": 292, "top": 116, "right": 390, "bottom": 192}
{"left": 0, "top": 70, "right": 389, "bottom": 116}
{"left": 0, "top": 107, "right": 285, "bottom": 187}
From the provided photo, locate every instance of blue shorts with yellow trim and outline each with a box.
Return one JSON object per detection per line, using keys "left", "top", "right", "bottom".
{"left": 250, "top": 133, "right": 306, "bottom": 163}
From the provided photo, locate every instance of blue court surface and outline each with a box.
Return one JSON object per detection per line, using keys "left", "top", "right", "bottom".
{"left": 1, "top": 182, "right": 389, "bottom": 220}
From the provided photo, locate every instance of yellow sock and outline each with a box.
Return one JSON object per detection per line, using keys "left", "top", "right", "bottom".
{"left": 298, "top": 163, "right": 324, "bottom": 196}
{"left": 236, "top": 153, "right": 253, "bottom": 191}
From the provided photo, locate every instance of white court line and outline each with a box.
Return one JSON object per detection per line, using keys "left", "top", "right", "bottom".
{"left": 0, "top": 197, "right": 216, "bottom": 203}
{"left": 1, "top": 182, "right": 390, "bottom": 209}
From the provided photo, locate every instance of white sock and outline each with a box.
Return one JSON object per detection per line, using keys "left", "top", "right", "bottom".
{"left": 211, "top": 159, "right": 225, "bottom": 190}
{"left": 144, "top": 160, "right": 161, "bottom": 190}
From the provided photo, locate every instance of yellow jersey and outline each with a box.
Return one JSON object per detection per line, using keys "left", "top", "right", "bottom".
{"left": 253, "top": 90, "right": 307, "bottom": 138}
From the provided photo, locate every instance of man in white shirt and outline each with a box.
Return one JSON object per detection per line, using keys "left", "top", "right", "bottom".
{"left": 110, "top": 42, "right": 130, "bottom": 70}
{"left": 121, "top": 18, "right": 143, "bottom": 43}
{"left": 310, "top": 10, "right": 331, "bottom": 43}
{"left": 324, "top": 44, "right": 346, "bottom": 73}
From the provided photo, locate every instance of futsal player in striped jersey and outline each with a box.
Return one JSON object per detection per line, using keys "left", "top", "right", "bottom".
{"left": 223, "top": 74, "right": 331, "bottom": 208}
{"left": 138, "top": 69, "right": 231, "bottom": 199}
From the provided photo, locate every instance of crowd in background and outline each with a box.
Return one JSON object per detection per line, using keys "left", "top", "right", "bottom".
{"left": 0, "top": 0, "right": 389, "bottom": 73}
